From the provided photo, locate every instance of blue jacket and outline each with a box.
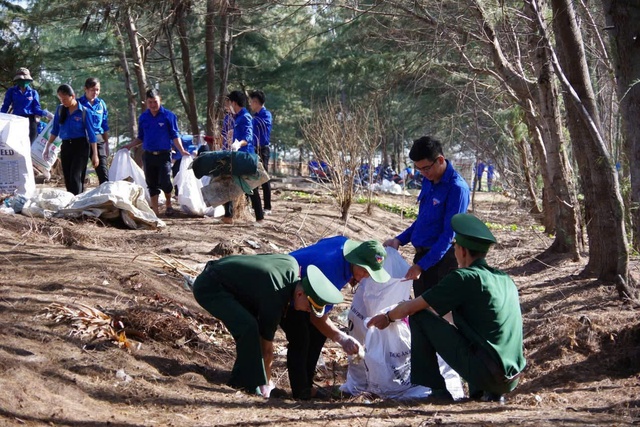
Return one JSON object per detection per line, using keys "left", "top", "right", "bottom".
{"left": 137, "top": 106, "right": 180, "bottom": 151}
{"left": 50, "top": 103, "right": 97, "bottom": 143}
{"left": 396, "top": 160, "right": 469, "bottom": 271}
{"left": 252, "top": 107, "right": 272, "bottom": 147}
{"left": 78, "top": 95, "right": 109, "bottom": 135}
{"left": 1, "top": 86, "right": 48, "bottom": 117}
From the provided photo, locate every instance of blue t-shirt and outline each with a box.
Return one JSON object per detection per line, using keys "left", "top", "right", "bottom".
{"left": 396, "top": 160, "right": 469, "bottom": 271}
{"left": 78, "top": 95, "right": 109, "bottom": 135}
{"left": 1, "top": 86, "right": 48, "bottom": 117}
{"left": 137, "top": 106, "right": 180, "bottom": 151}
{"left": 51, "top": 103, "right": 97, "bottom": 143}
{"left": 290, "top": 236, "right": 352, "bottom": 312}
{"left": 233, "top": 107, "right": 254, "bottom": 153}
{"left": 252, "top": 107, "right": 272, "bottom": 147}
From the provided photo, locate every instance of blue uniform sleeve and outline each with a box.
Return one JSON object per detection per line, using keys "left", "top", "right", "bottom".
{"left": 32, "top": 90, "right": 47, "bottom": 117}
{"left": 83, "top": 107, "right": 98, "bottom": 143}
{"left": 167, "top": 112, "right": 179, "bottom": 140}
{"left": 1, "top": 88, "right": 12, "bottom": 113}
{"left": 50, "top": 106, "right": 61, "bottom": 137}
{"left": 101, "top": 100, "right": 110, "bottom": 132}
{"left": 416, "top": 182, "right": 469, "bottom": 271}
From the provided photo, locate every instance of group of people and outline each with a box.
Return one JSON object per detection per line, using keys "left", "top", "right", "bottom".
{"left": 193, "top": 135, "right": 526, "bottom": 403}
{"left": 474, "top": 160, "right": 496, "bottom": 192}
{"left": 2, "top": 67, "right": 275, "bottom": 219}
{"left": 2, "top": 68, "right": 111, "bottom": 196}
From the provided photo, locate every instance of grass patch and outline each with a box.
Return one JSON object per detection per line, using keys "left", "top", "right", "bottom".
{"left": 355, "top": 196, "right": 418, "bottom": 219}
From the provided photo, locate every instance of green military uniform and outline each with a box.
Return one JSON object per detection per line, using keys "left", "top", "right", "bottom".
{"left": 409, "top": 214, "right": 526, "bottom": 398}
{"left": 193, "top": 254, "right": 301, "bottom": 392}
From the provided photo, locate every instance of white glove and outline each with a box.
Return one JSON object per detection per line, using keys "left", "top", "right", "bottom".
{"left": 45, "top": 111, "right": 54, "bottom": 120}
{"left": 231, "top": 139, "right": 242, "bottom": 152}
{"left": 336, "top": 331, "right": 362, "bottom": 356}
{"left": 258, "top": 380, "right": 275, "bottom": 398}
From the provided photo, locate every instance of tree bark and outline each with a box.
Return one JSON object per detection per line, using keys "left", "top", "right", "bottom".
{"left": 205, "top": 0, "right": 217, "bottom": 137}
{"left": 602, "top": 1, "right": 640, "bottom": 251}
{"left": 175, "top": 0, "right": 199, "bottom": 136}
{"left": 114, "top": 23, "right": 138, "bottom": 140}
{"left": 546, "top": 0, "right": 628, "bottom": 280}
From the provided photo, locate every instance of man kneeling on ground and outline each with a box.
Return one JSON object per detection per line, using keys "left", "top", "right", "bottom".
{"left": 368, "top": 213, "right": 526, "bottom": 403}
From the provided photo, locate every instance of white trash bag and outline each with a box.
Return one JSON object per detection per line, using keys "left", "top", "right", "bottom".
{"left": 108, "top": 149, "right": 152, "bottom": 203}
{"left": 341, "top": 247, "right": 464, "bottom": 400}
{"left": 174, "top": 156, "right": 215, "bottom": 217}
{"left": 0, "top": 113, "right": 36, "bottom": 197}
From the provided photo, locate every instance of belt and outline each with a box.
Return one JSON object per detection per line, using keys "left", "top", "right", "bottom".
{"left": 147, "top": 150, "right": 171, "bottom": 155}
{"left": 62, "top": 137, "right": 88, "bottom": 143}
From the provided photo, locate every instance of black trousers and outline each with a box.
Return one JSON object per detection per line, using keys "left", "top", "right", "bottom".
{"left": 224, "top": 189, "right": 264, "bottom": 221}
{"left": 143, "top": 151, "right": 173, "bottom": 197}
{"left": 280, "top": 307, "right": 326, "bottom": 399}
{"left": 95, "top": 140, "right": 109, "bottom": 184}
{"left": 257, "top": 145, "right": 271, "bottom": 210}
{"left": 28, "top": 116, "right": 38, "bottom": 144}
{"left": 412, "top": 246, "right": 458, "bottom": 297}
{"left": 60, "top": 138, "right": 90, "bottom": 195}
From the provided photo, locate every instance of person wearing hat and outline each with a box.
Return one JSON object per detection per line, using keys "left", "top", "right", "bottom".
{"left": 1, "top": 67, "right": 54, "bottom": 143}
{"left": 192, "top": 253, "right": 343, "bottom": 397}
{"left": 383, "top": 136, "right": 469, "bottom": 298}
{"left": 284, "top": 236, "right": 391, "bottom": 399}
{"left": 369, "top": 214, "right": 525, "bottom": 403}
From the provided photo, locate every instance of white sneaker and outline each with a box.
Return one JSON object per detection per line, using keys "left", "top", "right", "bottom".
{"left": 264, "top": 209, "right": 272, "bottom": 216}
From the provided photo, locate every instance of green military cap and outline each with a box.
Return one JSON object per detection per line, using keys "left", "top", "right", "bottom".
{"left": 343, "top": 239, "right": 391, "bottom": 283}
{"left": 301, "top": 265, "right": 344, "bottom": 317}
{"left": 451, "top": 213, "right": 497, "bottom": 252}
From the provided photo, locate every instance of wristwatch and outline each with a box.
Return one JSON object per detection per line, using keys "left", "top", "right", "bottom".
{"left": 385, "top": 311, "right": 395, "bottom": 323}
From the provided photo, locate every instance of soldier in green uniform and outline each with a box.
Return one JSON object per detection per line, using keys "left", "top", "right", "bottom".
{"left": 192, "top": 254, "right": 343, "bottom": 397}
{"left": 368, "top": 213, "right": 526, "bottom": 403}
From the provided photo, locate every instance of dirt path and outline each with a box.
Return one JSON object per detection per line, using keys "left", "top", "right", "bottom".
{"left": 0, "top": 186, "right": 638, "bottom": 426}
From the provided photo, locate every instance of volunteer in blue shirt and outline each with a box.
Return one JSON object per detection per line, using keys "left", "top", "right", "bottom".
{"left": 1, "top": 67, "right": 53, "bottom": 143}
{"left": 43, "top": 84, "right": 98, "bottom": 195}
{"left": 122, "top": 89, "right": 189, "bottom": 216}
{"left": 78, "top": 77, "right": 110, "bottom": 184}
{"left": 384, "top": 136, "right": 470, "bottom": 297}
{"left": 284, "top": 237, "right": 391, "bottom": 399}
{"left": 222, "top": 90, "right": 264, "bottom": 225}
{"left": 249, "top": 90, "right": 273, "bottom": 214}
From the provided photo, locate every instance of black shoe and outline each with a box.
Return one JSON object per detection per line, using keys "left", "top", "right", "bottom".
{"left": 481, "top": 392, "right": 505, "bottom": 404}
{"left": 269, "top": 388, "right": 289, "bottom": 399}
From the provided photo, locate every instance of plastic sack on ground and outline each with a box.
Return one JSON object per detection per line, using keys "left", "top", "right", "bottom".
{"left": 56, "top": 181, "right": 165, "bottom": 229}
{"left": 174, "top": 156, "right": 214, "bottom": 217}
{"left": 21, "top": 188, "right": 75, "bottom": 218}
{"left": 31, "top": 120, "right": 61, "bottom": 176}
{"left": 108, "top": 149, "right": 152, "bottom": 202}
{"left": 0, "top": 113, "right": 36, "bottom": 197}
{"left": 341, "top": 247, "right": 464, "bottom": 400}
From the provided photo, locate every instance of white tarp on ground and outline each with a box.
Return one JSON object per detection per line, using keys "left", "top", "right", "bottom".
{"left": 109, "top": 149, "right": 153, "bottom": 203}
{"left": 15, "top": 181, "right": 165, "bottom": 229}
{"left": 57, "top": 181, "right": 165, "bottom": 229}
{"left": 0, "top": 113, "right": 36, "bottom": 197}
{"left": 341, "top": 247, "right": 464, "bottom": 400}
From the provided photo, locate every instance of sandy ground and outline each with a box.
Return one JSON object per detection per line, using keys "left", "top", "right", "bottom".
{"left": 0, "top": 179, "right": 638, "bottom": 426}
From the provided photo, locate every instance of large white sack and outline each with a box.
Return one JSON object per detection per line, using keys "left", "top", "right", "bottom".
{"left": 174, "top": 156, "right": 210, "bottom": 217}
{"left": 0, "top": 113, "right": 36, "bottom": 197}
{"left": 108, "top": 148, "right": 165, "bottom": 205}
{"left": 341, "top": 247, "right": 464, "bottom": 400}
{"left": 31, "top": 120, "right": 61, "bottom": 175}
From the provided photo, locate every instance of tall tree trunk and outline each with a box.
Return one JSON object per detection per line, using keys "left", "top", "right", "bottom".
{"left": 525, "top": 0, "right": 580, "bottom": 257}
{"left": 123, "top": 7, "right": 148, "bottom": 105}
{"left": 544, "top": 0, "right": 628, "bottom": 280}
{"left": 114, "top": 23, "right": 138, "bottom": 140}
{"left": 217, "top": 2, "right": 234, "bottom": 125}
{"left": 602, "top": 1, "right": 640, "bottom": 252}
{"left": 175, "top": 1, "right": 199, "bottom": 136}
{"left": 205, "top": 0, "right": 217, "bottom": 137}
{"left": 472, "top": 0, "right": 579, "bottom": 257}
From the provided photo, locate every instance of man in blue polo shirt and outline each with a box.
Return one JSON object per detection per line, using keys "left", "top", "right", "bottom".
{"left": 1, "top": 67, "right": 53, "bottom": 143}
{"left": 383, "top": 136, "right": 469, "bottom": 297}
{"left": 284, "top": 237, "right": 391, "bottom": 399}
{"left": 249, "top": 90, "right": 273, "bottom": 214}
{"left": 122, "top": 89, "right": 189, "bottom": 216}
{"left": 222, "top": 90, "right": 264, "bottom": 225}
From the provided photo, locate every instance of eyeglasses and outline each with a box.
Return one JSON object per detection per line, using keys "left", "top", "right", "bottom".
{"left": 414, "top": 157, "right": 441, "bottom": 173}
